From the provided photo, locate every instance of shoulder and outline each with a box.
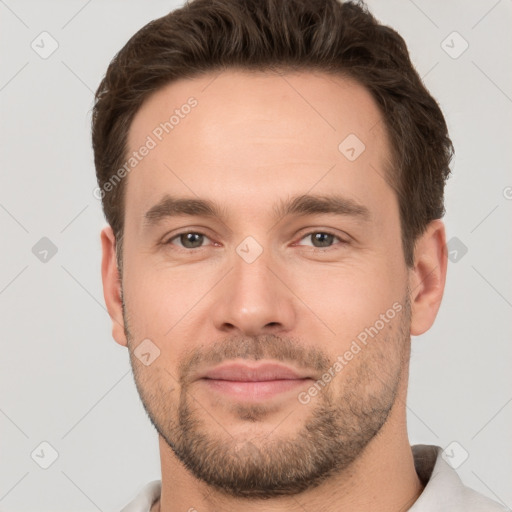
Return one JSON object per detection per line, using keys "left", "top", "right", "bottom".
{"left": 119, "top": 480, "right": 161, "bottom": 512}
{"left": 410, "top": 445, "right": 509, "bottom": 512}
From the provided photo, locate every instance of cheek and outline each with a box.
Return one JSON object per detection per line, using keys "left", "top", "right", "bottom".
{"left": 122, "top": 254, "right": 216, "bottom": 343}
{"left": 285, "top": 257, "right": 406, "bottom": 346}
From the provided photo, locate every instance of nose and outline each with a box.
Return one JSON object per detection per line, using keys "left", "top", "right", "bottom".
{"left": 211, "top": 245, "right": 297, "bottom": 337}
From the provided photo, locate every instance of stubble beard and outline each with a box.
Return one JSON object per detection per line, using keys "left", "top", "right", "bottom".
{"left": 123, "top": 295, "right": 410, "bottom": 498}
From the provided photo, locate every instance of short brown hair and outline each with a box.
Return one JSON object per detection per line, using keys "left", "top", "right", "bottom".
{"left": 92, "top": 0, "right": 453, "bottom": 269}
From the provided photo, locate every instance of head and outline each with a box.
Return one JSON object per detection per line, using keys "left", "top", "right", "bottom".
{"left": 94, "top": 0, "right": 452, "bottom": 498}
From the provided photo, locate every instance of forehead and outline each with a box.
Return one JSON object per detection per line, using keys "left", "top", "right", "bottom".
{"left": 125, "top": 69, "right": 395, "bottom": 226}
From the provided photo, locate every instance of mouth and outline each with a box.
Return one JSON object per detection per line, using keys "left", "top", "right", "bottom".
{"left": 197, "top": 361, "right": 313, "bottom": 401}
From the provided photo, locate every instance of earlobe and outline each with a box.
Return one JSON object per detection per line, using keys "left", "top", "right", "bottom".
{"left": 100, "top": 226, "right": 128, "bottom": 347}
{"left": 409, "top": 220, "right": 448, "bottom": 336}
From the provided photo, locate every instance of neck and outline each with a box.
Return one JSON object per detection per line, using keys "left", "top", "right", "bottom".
{"left": 154, "top": 370, "right": 423, "bottom": 511}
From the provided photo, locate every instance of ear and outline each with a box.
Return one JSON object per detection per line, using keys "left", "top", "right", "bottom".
{"left": 100, "top": 226, "right": 128, "bottom": 347}
{"left": 408, "top": 219, "right": 448, "bottom": 336}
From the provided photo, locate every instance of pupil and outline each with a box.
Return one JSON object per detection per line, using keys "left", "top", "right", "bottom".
{"left": 182, "top": 233, "right": 203, "bottom": 248}
{"left": 314, "top": 233, "right": 332, "bottom": 247}
{"left": 179, "top": 233, "right": 332, "bottom": 249}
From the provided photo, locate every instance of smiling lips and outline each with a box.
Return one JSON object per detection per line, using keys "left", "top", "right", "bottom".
{"left": 199, "top": 362, "right": 313, "bottom": 400}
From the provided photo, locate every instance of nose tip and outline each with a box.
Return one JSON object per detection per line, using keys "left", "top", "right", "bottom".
{"left": 219, "top": 303, "right": 284, "bottom": 337}
{"left": 212, "top": 254, "right": 296, "bottom": 337}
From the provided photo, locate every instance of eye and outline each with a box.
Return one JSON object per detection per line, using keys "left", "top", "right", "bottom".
{"left": 164, "top": 230, "right": 347, "bottom": 251}
{"left": 296, "top": 231, "right": 347, "bottom": 250}
{"left": 166, "top": 231, "right": 212, "bottom": 250}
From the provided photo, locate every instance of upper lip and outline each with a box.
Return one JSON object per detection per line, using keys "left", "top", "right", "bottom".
{"left": 199, "top": 362, "right": 312, "bottom": 382}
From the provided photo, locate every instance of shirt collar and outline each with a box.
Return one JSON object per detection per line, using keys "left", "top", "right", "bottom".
{"left": 408, "top": 444, "right": 507, "bottom": 511}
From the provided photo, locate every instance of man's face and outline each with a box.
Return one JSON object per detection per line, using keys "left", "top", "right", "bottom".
{"left": 119, "top": 70, "right": 411, "bottom": 496}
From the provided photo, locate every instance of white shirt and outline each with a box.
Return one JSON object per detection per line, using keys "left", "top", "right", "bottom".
{"left": 119, "top": 444, "right": 508, "bottom": 511}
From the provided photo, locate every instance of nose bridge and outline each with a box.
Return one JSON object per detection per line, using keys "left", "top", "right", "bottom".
{"left": 212, "top": 237, "right": 295, "bottom": 335}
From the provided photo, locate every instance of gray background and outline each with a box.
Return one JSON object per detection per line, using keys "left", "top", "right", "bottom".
{"left": 1, "top": 0, "right": 511, "bottom": 510}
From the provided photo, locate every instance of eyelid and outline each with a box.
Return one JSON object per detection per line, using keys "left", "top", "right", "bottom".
{"left": 163, "top": 229, "right": 216, "bottom": 249}
{"left": 163, "top": 228, "right": 349, "bottom": 252}
{"left": 293, "top": 229, "right": 350, "bottom": 249}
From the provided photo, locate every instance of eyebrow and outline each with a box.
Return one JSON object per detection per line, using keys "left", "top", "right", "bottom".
{"left": 143, "top": 193, "right": 371, "bottom": 228}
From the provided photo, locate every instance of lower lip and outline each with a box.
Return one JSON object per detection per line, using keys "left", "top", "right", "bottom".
{"left": 201, "top": 378, "right": 310, "bottom": 400}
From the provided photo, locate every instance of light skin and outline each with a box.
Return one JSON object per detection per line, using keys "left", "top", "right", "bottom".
{"left": 101, "top": 70, "right": 447, "bottom": 511}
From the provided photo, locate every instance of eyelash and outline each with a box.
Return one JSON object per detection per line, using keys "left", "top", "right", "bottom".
{"left": 164, "top": 230, "right": 348, "bottom": 252}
